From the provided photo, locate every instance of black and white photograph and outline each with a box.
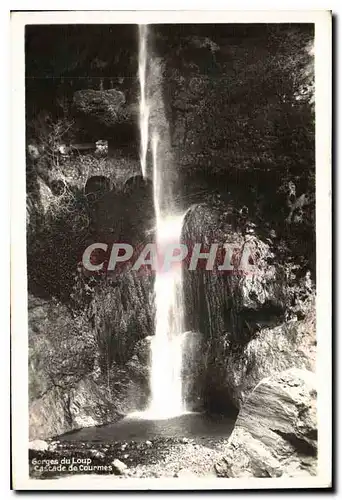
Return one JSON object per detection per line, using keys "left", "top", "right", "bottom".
{"left": 10, "top": 10, "right": 332, "bottom": 490}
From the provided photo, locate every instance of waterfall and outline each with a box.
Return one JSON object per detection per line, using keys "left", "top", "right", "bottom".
{"left": 147, "top": 131, "right": 186, "bottom": 418}
{"left": 137, "top": 25, "right": 187, "bottom": 418}
{"left": 138, "top": 25, "right": 150, "bottom": 178}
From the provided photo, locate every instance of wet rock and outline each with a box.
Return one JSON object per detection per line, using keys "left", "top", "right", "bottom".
{"left": 29, "top": 440, "right": 49, "bottom": 451}
{"left": 90, "top": 449, "right": 105, "bottom": 459}
{"left": 112, "top": 458, "right": 128, "bottom": 475}
{"left": 28, "top": 273, "right": 154, "bottom": 440}
{"left": 182, "top": 203, "right": 315, "bottom": 411}
{"left": 216, "top": 368, "right": 317, "bottom": 478}
{"left": 223, "top": 304, "right": 316, "bottom": 408}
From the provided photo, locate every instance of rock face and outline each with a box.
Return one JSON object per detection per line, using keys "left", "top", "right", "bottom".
{"left": 73, "top": 89, "right": 138, "bottom": 158}
{"left": 73, "top": 89, "right": 129, "bottom": 127}
{"left": 182, "top": 203, "right": 316, "bottom": 413}
{"left": 25, "top": 25, "right": 316, "bottom": 446}
{"left": 29, "top": 440, "right": 49, "bottom": 451}
{"left": 215, "top": 368, "right": 317, "bottom": 478}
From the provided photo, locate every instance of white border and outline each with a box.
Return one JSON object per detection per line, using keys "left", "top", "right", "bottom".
{"left": 11, "top": 10, "right": 332, "bottom": 491}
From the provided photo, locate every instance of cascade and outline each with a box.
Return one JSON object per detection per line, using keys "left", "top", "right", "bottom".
{"left": 138, "top": 25, "right": 187, "bottom": 418}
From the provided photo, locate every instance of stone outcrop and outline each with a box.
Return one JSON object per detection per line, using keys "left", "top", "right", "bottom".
{"left": 215, "top": 368, "right": 317, "bottom": 478}
{"left": 112, "top": 458, "right": 128, "bottom": 475}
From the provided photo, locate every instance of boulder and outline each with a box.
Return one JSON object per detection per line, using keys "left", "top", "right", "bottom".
{"left": 215, "top": 368, "right": 317, "bottom": 478}
{"left": 73, "top": 89, "right": 131, "bottom": 128}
